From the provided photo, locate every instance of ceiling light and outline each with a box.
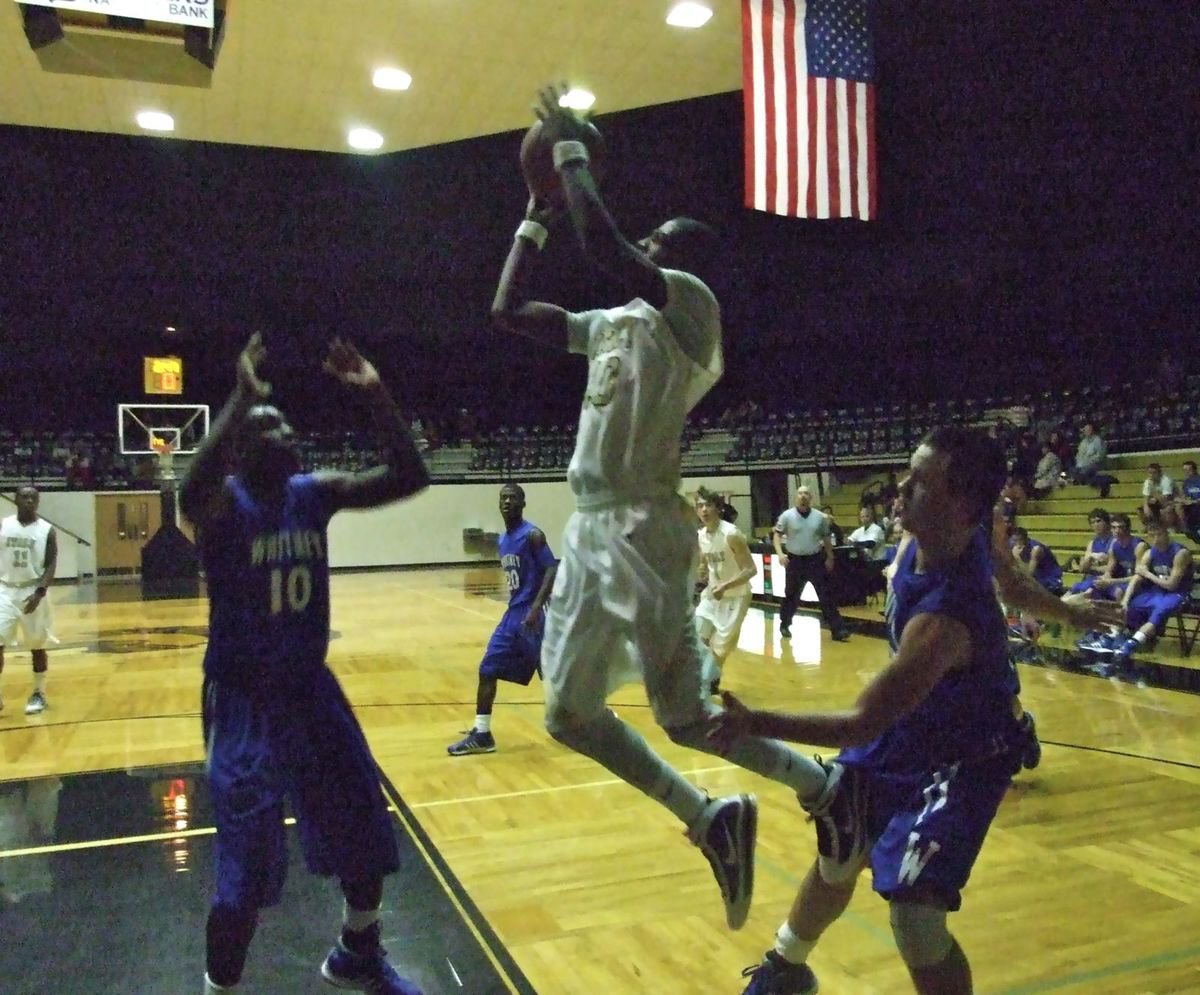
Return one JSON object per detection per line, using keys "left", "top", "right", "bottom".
{"left": 373, "top": 67, "right": 412, "bottom": 91}
{"left": 137, "top": 111, "right": 174, "bottom": 132}
{"left": 666, "top": 2, "right": 713, "bottom": 28}
{"left": 347, "top": 127, "right": 384, "bottom": 151}
{"left": 558, "top": 89, "right": 595, "bottom": 111}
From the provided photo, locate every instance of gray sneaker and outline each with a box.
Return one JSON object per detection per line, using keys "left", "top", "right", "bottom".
{"left": 25, "top": 690, "right": 47, "bottom": 715}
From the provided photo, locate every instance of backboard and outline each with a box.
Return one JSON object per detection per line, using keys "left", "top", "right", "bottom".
{"left": 118, "top": 403, "right": 210, "bottom": 456}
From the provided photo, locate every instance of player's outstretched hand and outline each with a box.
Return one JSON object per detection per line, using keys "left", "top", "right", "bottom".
{"left": 237, "top": 332, "right": 271, "bottom": 399}
{"left": 323, "top": 338, "right": 381, "bottom": 390}
{"left": 1061, "top": 596, "right": 1124, "bottom": 631}
{"left": 532, "top": 82, "right": 591, "bottom": 145}
{"left": 707, "top": 690, "right": 757, "bottom": 754}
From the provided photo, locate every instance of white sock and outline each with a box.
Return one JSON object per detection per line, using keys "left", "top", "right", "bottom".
{"left": 774, "top": 920, "right": 816, "bottom": 965}
{"left": 33, "top": 672, "right": 46, "bottom": 694}
{"left": 344, "top": 900, "right": 380, "bottom": 933}
{"left": 475, "top": 713, "right": 492, "bottom": 733}
{"left": 204, "top": 973, "right": 234, "bottom": 993}
{"left": 1133, "top": 631, "right": 1149, "bottom": 645}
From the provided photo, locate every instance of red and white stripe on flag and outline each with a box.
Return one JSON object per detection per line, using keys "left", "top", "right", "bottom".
{"left": 742, "top": 0, "right": 877, "bottom": 220}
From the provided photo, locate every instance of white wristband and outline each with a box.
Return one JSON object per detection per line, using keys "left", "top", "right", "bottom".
{"left": 515, "top": 219, "right": 548, "bottom": 250}
{"left": 552, "top": 140, "right": 590, "bottom": 170}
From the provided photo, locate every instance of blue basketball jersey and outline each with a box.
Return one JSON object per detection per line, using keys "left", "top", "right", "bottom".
{"left": 1108, "top": 534, "right": 1141, "bottom": 577}
{"left": 200, "top": 474, "right": 333, "bottom": 689}
{"left": 499, "top": 520, "right": 556, "bottom": 611}
{"left": 1011, "top": 536, "right": 1062, "bottom": 589}
{"left": 1147, "top": 541, "right": 1193, "bottom": 587}
{"left": 841, "top": 526, "right": 1016, "bottom": 779}
{"left": 1087, "top": 534, "right": 1110, "bottom": 569}
{"left": 1183, "top": 475, "right": 1200, "bottom": 501}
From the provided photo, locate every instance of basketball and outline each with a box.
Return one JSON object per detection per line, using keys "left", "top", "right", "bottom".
{"left": 520, "top": 118, "right": 605, "bottom": 204}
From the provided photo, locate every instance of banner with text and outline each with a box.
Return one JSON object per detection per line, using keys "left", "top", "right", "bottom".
{"left": 17, "top": 0, "right": 214, "bottom": 29}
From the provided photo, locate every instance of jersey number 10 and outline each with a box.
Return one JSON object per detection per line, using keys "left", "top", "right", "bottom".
{"left": 270, "top": 565, "right": 313, "bottom": 615}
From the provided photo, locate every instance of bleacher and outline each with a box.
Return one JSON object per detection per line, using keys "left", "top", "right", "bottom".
{"left": 822, "top": 449, "right": 1200, "bottom": 686}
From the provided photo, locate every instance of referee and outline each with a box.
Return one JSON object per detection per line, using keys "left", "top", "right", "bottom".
{"left": 773, "top": 486, "right": 850, "bottom": 641}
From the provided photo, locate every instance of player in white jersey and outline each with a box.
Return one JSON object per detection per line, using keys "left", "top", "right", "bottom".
{"left": 490, "top": 85, "right": 838, "bottom": 931}
{"left": 0, "top": 487, "right": 58, "bottom": 715}
{"left": 694, "top": 487, "right": 756, "bottom": 695}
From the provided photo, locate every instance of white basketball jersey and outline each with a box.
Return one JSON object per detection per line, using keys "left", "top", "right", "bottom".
{"left": 565, "top": 269, "right": 722, "bottom": 503}
{"left": 698, "top": 520, "right": 751, "bottom": 598}
{"left": 0, "top": 515, "right": 51, "bottom": 587}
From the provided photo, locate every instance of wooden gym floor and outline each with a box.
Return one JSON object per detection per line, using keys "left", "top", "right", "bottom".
{"left": 2, "top": 567, "right": 1200, "bottom": 994}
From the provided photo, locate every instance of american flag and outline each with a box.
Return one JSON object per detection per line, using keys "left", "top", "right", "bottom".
{"left": 743, "top": 0, "right": 877, "bottom": 220}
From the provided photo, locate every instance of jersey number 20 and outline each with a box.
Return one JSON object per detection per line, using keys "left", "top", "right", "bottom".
{"left": 270, "top": 565, "right": 312, "bottom": 615}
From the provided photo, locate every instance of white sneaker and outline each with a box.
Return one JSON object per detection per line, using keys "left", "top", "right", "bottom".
{"left": 24, "top": 690, "right": 47, "bottom": 715}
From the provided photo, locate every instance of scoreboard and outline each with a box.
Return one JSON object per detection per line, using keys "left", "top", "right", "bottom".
{"left": 144, "top": 356, "right": 183, "bottom": 395}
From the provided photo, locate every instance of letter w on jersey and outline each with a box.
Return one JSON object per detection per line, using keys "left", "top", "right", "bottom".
{"left": 897, "top": 832, "right": 942, "bottom": 886}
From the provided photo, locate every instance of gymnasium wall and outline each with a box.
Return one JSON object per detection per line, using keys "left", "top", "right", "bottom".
{"left": 37, "top": 476, "right": 759, "bottom": 578}
{"left": 326, "top": 474, "right": 755, "bottom": 568}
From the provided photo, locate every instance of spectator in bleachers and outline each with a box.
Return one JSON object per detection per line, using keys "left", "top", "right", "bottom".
{"left": 1069, "top": 422, "right": 1108, "bottom": 489}
{"left": 1141, "top": 462, "right": 1180, "bottom": 531}
{"left": 1009, "top": 526, "right": 1064, "bottom": 595}
{"left": 1032, "top": 441, "right": 1063, "bottom": 497}
{"left": 820, "top": 505, "right": 846, "bottom": 546}
{"left": 847, "top": 507, "right": 887, "bottom": 562}
{"left": 1157, "top": 352, "right": 1186, "bottom": 399}
{"left": 1177, "top": 460, "right": 1200, "bottom": 543}
{"left": 1115, "top": 517, "right": 1194, "bottom": 663}
{"left": 1065, "top": 509, "right": 1112, "bottom": 598}
{"left": 878, "top": 470, "right": 899, "bottom": 519}
{"left": 999, "top": 474, "right": 1026, "bottom": 526}
{"left": 1012, "top": 432, "right": 1041, "bottom": 488}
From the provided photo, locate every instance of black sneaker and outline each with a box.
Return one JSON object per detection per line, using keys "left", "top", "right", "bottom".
{"left": 780, "top": 625, "right": 792, "bottom": 639}
{"left": 740, "top": 950, "right": 819, "bottom": 994}
{"left": 1020, "top": 711, "right": 1041, "bottom": 770}
{"left": 800, "top": 760, "right": 867, "bottom": 867}
{"left": 689, "top": 794, "right": 758, "bottom": 929}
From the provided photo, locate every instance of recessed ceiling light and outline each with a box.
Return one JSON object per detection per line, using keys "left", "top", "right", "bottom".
{"left": 347, "top": 127, "right": 384, "bottom": 151}
{"left": 667, "top": 2, "right": 713, "bottom": 28}
{"left": 558, "top": 89, "right": 595, "bottom": 111}
{"left": 373, "top": 67, "right": 412, "bottom": 91}
{"left": 137, "top": 111, "right": 174, "bottom": 132}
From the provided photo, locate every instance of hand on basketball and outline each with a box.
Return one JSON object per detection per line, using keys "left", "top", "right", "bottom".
{"left": 707, "top": 691, "right": 755, "bottom": 754}
{"left": 532, "top": 82, "right": 591, "bottom": 145}
{"left": 237, "top": 332, "right": 271, "bottom": 399}
{"left": 323, "top": 338, "right": 381, "bottom": 390}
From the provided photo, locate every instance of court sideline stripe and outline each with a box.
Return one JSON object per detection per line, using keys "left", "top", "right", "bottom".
{"left": 377, "top": 769, "right": 538, "bottom": 995}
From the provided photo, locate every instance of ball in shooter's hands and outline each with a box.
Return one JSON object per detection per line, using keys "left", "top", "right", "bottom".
{"left": 519, "top": 117, "right": 606, "bottom": 205}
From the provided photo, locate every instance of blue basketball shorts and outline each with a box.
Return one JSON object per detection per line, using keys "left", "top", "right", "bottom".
{"left": 1127, "top": 589, "right": 1186, "bottom": 631}
{"left": 836, "top": 755, "right": 1013, "bottom": 911}
{"left": 479, "top": 607, "right": 542, "bottom": 685}
{"left": 202, "top": 667, "right": 400, "bottom": 910}
{"left": 1069, "top": 575, "right": 1099, "bottom": 595}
